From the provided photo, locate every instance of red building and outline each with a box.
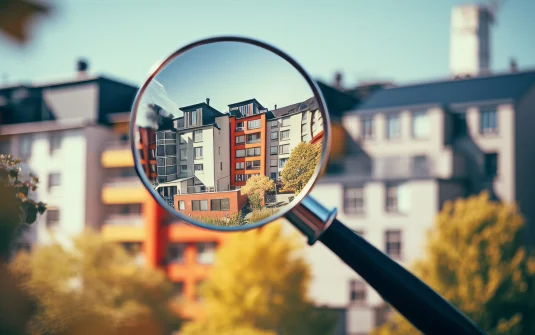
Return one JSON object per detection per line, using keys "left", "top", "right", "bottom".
{"left": 228, "top": 99, "right": 269, "bottom": 188}
{"left": 137, "top": 126, "right": 157, "bottom": 183}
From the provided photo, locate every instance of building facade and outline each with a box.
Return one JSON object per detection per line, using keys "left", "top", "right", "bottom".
{"left": 307, "top": 69, "right": 535, "bottom": 335}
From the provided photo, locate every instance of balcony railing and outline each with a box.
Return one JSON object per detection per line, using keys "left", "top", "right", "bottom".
{"left": 104, "top": 177, "right": 142, "bottom": 187}
{"left": 104, "top": 214, "right": 144, "bottom": 226}
{"left": 373, "top": 156, "right": 434, "bottom": 180}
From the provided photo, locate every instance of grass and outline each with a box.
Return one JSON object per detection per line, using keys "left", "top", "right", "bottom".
{"left": 193, "top": 211, "right": 247, "bottom": 227}
{"left": 248, "top": 207, "right": 279, "bottom": 223}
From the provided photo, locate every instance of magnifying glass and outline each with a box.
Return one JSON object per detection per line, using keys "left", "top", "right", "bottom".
{"left": 130, "top": 36, "right": 486, "bottom": 335}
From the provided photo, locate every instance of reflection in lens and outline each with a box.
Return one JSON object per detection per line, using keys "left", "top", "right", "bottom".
{"left": 134, "top": 41, "right": 325, "bottom": 228}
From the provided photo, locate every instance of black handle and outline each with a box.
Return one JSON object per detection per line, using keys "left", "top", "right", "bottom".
{"left": 318, "top": 218, "right": 487, "bottom": 335}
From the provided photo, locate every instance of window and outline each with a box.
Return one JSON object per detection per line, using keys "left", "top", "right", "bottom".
{"left": 484, "top": 153, "right": 498, "bottom": 177}
{"left": 412, "top": 155, "right": 429, "bottom": 177}
{"left": 19, "top": 135, "right": 33, "bottom": 157}
{"left": 179, "top": 135, "right": 187, "bottom": 144}
{"left": 167, "top": 243, "right": 186, "bottom": 263}
{"left": 194, "top": 164, "right": 204, "bottom": 172}
{"left": 246, "top": 147, "right": 261, "bottom": 157}
{"left": 194, "top": 147, "right": 203, "bottom": 159}
{"left": 480, "top": 109, "right": 498, "bottom": 134}
{"left": 247, "top": 133, "right": 261, "bottom": 144}
{"left": 271, "top": 120, "right": 278, "bottom": 128}
{"left": 236, "top": 122, "right": 244, "bottom": 131}
{"left": 149, "top": 149, "right": 155, "bottom": 160}
{"left": 279, "top": 158, "right": 288, "bottom": 168}
{"left": 49, "top": 133, "right": 62, "bottom": 153}
{"left": 270, "top": 146, "right": 277, "bottom": 155}
{"left": 271, "top": 131, "right": 278, "bottom": 140}
{"left": 248, "top": 119, "right": 261, "bottom": 129}
{"left": 46, "top": 209, "right": 60, "bottom": 228}
{"left": 385, "top": 184, "right": 398, "bottom": 212}
{"left": 279, "top": 144, "right": 290, "bottom": 154}
{"left": 166, "top": 165, "right": 177, "bottom": 174}
{"left": 48, "top": 173, "right": 61, "bottom": 190}
{"left": 180, "top": 149, "right": 187, "bottom": 160}
{"left": 301, "top": 124, "right": 308, "bottom": 134}
{"left": 349, "top": 280, "right": 366, "bottom": 304}
{"left": 197, "top": 242, "right": 216, "bottom": 264}
{"left": 386, "top": 114, "right": 401, "bottom": 139}
{"left": 281, "top": 117, "right": 290, "bottom": 127}
{"left": 344, "top": 187, "right": 364, "bottom": 214}
{"left": 194, "top": 130, "right": 203, "bottom": 142}
{"left": 361, "top": 118, "right": 374, "bottom": 139}
{"left": 192, "top": 200, "right": 208, "bottom": 211}
{"left": 270, "top": 158, "right": 277, "bottom": 167}
{"left": 180, "top": 165, "right": 187, "bottom": 172}
{"left": 236, "top": 135, "right": 245, "bottom": 144}
{"left": 236, "top": 162, "right": 245, "bottom": 169}
{"left": 246, "top": 160, "right": 261, "bottom": 170}
{"left": 211, "top": 199, "right": 230, "bottom": 211}
{"left": 385, "top": 230, "right": 402, "bottom": 259}
{"left": 270, "top": 172, "right": 277, "bottom": 180}
{"left": 165, "top": 145, "right": 176, "bottom": 155}
{"left": 235, "top": 174, "right": 246, "bottom": 182}
{"left": 412, "top": 111, "right": 429, "bottom": 139}
{"left": 156, "top": 145, "right": 164, "bottom": 156}
{"left": 177, "top": 118, "right": 185, "bottom": 128}
{"left": 191, "top": 111, "right": 198, "bottom": 125}
{"left": 220, "top": 162, "right": 222, "bottom": 171}
{"left": 178, "top": 201, "right": 185, "bottom": 210}
{"left": 280, "top": 130, "right": 290, "bottom": 140}
{"left": 236, "top": 149, "right": 245, "bottom": 158}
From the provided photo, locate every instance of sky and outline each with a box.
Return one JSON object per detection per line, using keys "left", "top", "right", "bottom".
{"left": 1, "top": 0, "right": 534, "bottom": 90}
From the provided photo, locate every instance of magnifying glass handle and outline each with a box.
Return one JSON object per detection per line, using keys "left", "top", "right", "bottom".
{"left": 284, "top": 195, "right": 487, "bottom": 335}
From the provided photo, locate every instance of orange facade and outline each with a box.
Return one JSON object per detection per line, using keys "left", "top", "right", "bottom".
{"left": 173, "top": 190, "right": 248, "bottom": 219}
{"left": 137, "top": 126, "right": 157, "bottom": 182}
{"left": 229, "top": 113, "right": 267, "bottom": 187}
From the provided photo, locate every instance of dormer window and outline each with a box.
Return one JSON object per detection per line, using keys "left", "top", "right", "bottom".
{"left": 191, "top": 111, "right": 198, "bottom": 126}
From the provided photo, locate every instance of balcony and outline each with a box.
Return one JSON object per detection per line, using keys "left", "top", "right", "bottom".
{"left": 373, "top": 156, "right": 434, "bottom": 180}
{"left": 102, "top": 177, "right": 147, "bottom": 204}
{"left": 101, "top": 140, "right": 134, "bottom": 168}
{"left": 103, "top": 214, "right": 144, "bottom": 226}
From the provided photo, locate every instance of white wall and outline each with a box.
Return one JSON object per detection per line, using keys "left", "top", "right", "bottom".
{"left": 178, "top": 127, "right": 215, "bottom": 188}
{"left": 307, "top": 180, "right": 439, "bottom": 307}
{"left": 13, "top": 129, "right": 88, "bottom": 245}
{"left": 214, "top": 116, "right": 231, "bottom": 191}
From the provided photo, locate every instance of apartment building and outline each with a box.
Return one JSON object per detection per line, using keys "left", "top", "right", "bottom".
{"left": 0, "top": 72, "right": 138, "bottom": 246}
{"left": 229, "top": 99, "right": 268, "bottom": 187}
{"left": 267, "top": 97, "right": 323, "bottom": 182}
{"left": 138, "top": 126, "right": 157, "bottom": 183}
{"left": 307, "top": 69, "right": 535, "bottom": 334}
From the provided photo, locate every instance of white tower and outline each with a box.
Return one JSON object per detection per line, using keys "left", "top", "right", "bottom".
{"left": 449, "top": 4, "right": 495, "bottom": 77}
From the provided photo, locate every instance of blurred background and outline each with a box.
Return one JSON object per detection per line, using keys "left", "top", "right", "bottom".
{"left": 1, "top": 1, "right": 535, "bottom": 335}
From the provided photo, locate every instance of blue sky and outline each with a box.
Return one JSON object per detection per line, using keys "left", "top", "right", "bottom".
{"left": 1, "top": 0, "right": 534, "bottom": 89}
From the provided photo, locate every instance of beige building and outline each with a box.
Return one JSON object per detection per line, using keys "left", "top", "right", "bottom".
{"left": 308, "top": 68, "right": 535, "bottom": 334}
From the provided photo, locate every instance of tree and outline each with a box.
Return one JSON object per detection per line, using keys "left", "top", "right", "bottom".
{"left": 280, "top": 142, "right": 321, "bottom": 194}
{"left": 9, "top": 231, "right": 183, "bottom": 335}
{"left": 0, "top": 154, "right": 47, "bottom": 261}
{"left": 372, "top": 192, "right": 535, "bottom": 335}
{"left": 241, "top": 175, "right": 275, "bottom": 209}
{"left": 179, "top": 221, "right": 336, "bottom": 335}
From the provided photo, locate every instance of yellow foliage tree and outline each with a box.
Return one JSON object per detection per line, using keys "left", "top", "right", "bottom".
{"left": 280, "top": 142, "right": 321, "bottom": 194}
{"left": 9, "top": 231, "right": 182, "bottom": 335}
{"left": 372, "top": 192, "right": 535, "bottom": 335}
{"left": 180, "top": 221, "right": 336, "bottom": 335}
{"left": 241, "top": 175, "right": 275, "bottom": 197}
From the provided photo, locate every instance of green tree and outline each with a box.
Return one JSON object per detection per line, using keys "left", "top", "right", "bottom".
{"left": 0, "top": 154, "right": 47, "bottom": 260}
{"left": 280, "top": 142, "right": 321, "bottom": 194}
{"left": 1, "top": 154, "right": 46, "bottom": 335}
{"left": 180, "top": 220, "right": 336, "bottom": 335}
{"left": 9, "top": 231, "right": 182, "bottom": 335}
{"left": 373, "top": 192, "right": 535, "bottom": 335}
{"left": 241, "top": 175, "right": 275, "bottom": 209}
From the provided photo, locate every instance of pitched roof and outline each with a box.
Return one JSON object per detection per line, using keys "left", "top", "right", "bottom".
{"left": 353, "top": 69, "right": 535, "bottom": 112}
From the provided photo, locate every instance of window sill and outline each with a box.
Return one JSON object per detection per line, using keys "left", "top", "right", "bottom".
{"left": 479, "top": 131, "right": 500, "bottom": 138}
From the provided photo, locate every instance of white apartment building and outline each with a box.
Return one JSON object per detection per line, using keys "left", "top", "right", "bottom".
{"left": 0, "top": 68, "right": 139, "bottom": 248}
{"left": 306, "top": 69, "right": 535, "bottom": 335}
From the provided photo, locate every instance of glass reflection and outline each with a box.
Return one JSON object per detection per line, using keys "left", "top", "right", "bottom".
{"left": 134, "top": 41, "right": 324, "bottom": 227}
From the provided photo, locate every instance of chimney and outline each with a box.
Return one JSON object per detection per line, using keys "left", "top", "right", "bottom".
{"left": 206, "top": 98, "right": 210, "bottom": 106}
{"left": 510, "top": 58, "right": 518, "bottom": 73}
{"left": 77, "top": 58, "right": 89, "bottom": 76}
{"left": 274, "top": 104, "right": 277, "bottom": 109}
{"left": 334, "top": 72, "right": 343, "bottom": 90}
